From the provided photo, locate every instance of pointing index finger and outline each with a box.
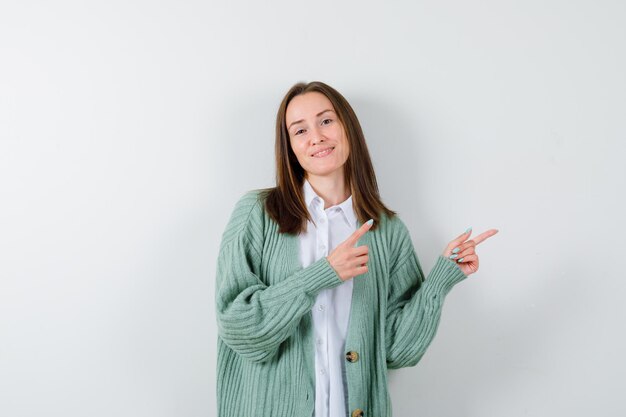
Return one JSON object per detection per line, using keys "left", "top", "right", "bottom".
{"left": 473, "top": 229, "right": 499, "bottom": 245}
{"left": 347, "top": 219, "right": 374, "bottom": 246}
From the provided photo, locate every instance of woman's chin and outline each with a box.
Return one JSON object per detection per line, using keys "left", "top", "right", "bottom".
{"left": 305, "top": 166, "right": 345, "bottom": 178}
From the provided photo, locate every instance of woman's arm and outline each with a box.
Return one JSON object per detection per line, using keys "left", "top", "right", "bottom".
{"left": 215, "top": 192, "right": 342, "bottom": 363}
{"left": 385, "top": 220, "right": 467, "bottom": 369}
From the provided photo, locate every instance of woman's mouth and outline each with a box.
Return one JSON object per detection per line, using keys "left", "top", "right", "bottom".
{"left": 312, "top": 147, "right": 335, "bottom": 158}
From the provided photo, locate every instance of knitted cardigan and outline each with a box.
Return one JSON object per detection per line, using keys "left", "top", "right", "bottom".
{"left": 215, "top": 190, "right": 468, "bottom": 417}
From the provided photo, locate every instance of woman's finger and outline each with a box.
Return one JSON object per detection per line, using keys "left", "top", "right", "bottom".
{"left": 444, "top": 228, "right": 499, "bottom": 257}
{"left": 446, "top": 239, "right": 474, "bottom": 258}
{"left": 472, "top": 229, "right": 499, "bottom": 246}
{"left": 354, "top": 254, "right": 369, "bottom": 267}
{"left": 449, "top": 228, "right": 473, "bottom": 248}
{"left": 456, "top": 253, "right": 478, "bottom": 264}
{"left": 456, "top": 254, "right": 479, "bottom": 275}
{"left": 345, "top": 219, "right": 374, "bottom": 247}
{"left": 453, "top": 246, "right": 475, "bottom": 259}
{"left": 352, "top": 245, "right": 369, "bottom": 257}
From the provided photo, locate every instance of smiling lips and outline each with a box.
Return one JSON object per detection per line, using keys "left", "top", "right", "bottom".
{"left": 311, "top": 147, "right": 335, "bottom": 158}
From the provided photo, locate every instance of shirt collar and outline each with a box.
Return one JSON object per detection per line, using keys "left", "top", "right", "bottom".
{"left": 303, "top": 178, "right": 357, "bottom": 228}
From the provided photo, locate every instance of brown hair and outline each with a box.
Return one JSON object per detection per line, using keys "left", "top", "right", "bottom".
{"left": 260, "top": 81, "right": 396, "bottom": 235}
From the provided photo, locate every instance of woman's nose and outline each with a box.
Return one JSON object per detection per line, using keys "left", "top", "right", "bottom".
{"left": 311, "top": 126, "right": 325, "bottom": 144}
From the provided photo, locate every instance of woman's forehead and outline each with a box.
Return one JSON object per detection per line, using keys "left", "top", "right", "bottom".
{"left": 286, "top": 92, "right": 336, "bottom": 123}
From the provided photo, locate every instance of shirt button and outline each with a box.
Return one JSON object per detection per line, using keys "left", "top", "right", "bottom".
{"left": 351, "top": 409, "right": 364, "bottom": 417}
{"left": 319, "top": 243, "right": 326, "bottom": 251}
{"left": 318, "top": 304, "right": 325, "bottom": 312}
{"left": 346, "top": 351, "right": 360, "bottom": 363}
{"left": 317, "top": 339, "right": 323, "bottom": 346}
{"left": 319, "top": 217, "right": 326, "bottom": 223}
{"left": 320, "top": 369, "right": 326, "bottom": 375}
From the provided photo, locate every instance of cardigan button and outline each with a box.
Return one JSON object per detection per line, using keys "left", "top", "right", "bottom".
{"left": 346, "top": 351, "right": 359, "bottom": 363}
{"left": 351, "top": 409, "right": 364, "bottom": 417}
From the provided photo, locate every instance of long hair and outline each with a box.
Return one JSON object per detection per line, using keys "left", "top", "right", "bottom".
{"left": 261, "top": 81, "right": 396, "bottom": 235}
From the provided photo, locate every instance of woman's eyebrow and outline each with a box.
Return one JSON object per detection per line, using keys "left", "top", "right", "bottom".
{"left": 288, "top": 109, "right": 334, "bottom": 130}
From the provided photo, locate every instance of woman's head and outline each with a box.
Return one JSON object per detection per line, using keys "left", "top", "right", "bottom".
{"left": 275, "top": 81, "right": 368, "bottom": 190}
{"left": 284, "top": 91, "right": 350, "bottom": 182}
{"left": 263, "top": 80, "right": 395, "bottom": 234}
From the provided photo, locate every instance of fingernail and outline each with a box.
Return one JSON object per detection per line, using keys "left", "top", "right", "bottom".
{"left": 457, "top": 257, "right": 464, "bottom": 262}
{"left": 452, "top": 247, "right": 460, "bottom": 254}
{"left": 366, "top": 219, "right": 374, "bottom": 226}
{"left": 465, "top": 227, "right": 472, "bottom": 234}
{"left": 449, "top": 254, "right": 458, "bottom": 259}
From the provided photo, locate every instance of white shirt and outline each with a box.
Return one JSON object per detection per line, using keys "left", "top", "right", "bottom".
{"left": 298, "top": 179, "right": 357, "bottom": 417}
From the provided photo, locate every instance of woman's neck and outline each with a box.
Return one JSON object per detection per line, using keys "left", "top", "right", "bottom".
{"left": 306, "top": 173, "right": 351, "bottom": 209}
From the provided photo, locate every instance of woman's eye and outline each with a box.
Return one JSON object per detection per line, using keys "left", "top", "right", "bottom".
{"left": 321, "top": 119, "right": 332, "bottom": 125}
{"left": 295, "top": 129, "right": 305, "bottom": 135}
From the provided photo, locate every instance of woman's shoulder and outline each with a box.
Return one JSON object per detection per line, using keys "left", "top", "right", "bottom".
{"left": 231, "top": 187, "right": 273, "bottom": 213}
{"left": 221, "top": 188, "right": 273, "bottom": 244}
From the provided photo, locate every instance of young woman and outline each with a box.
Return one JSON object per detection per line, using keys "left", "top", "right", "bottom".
{"left": 215, "top": 81, "right": 498, "bottom": 417}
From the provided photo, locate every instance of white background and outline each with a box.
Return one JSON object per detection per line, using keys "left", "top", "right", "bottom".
{"left": 1, "top": 1, "right": 625, "bottom": 416}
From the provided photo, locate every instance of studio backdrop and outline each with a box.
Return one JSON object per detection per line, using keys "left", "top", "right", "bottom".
{"left": 1, "top": 0, "right": 625, "bottom": 416}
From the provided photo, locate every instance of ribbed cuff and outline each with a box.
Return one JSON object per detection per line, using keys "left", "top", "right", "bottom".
{"left": 423, "top": 255, "right": 468, "bottom": 297}
{"left": 299, "top": 256, "right": 343, "bottom": 294}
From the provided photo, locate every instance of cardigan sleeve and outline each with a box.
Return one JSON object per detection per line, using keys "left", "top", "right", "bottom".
{"left": 385, "top": 219, "right": 468, "bottom": 369}
{"left": 215, "top": 191, "right": 343, "bottom": 363}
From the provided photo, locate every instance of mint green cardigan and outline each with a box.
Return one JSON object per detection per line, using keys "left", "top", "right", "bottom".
{"left": 215, "top": 190, "right": 468, "bottom": 417}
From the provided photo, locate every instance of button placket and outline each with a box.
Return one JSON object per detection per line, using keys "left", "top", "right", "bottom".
{"left": 316, "top": 203, "right": 329, "bottom": 256}
{"left": 318, "top": 226, "right": 328, "bottom": 254}
{"left": 305, "top": 191, "right": 358, "bottom": 417}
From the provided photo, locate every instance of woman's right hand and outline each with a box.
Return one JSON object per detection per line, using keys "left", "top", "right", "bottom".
{"left": 326, "top": 219, "right": 373, "bottom": 281}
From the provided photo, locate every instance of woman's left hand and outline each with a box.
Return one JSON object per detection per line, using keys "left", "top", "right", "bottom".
{"left": 442, "top": 228, "right": 499, "bottom": 276}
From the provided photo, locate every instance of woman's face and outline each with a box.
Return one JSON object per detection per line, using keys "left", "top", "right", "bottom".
{"left": 285, "top": 92, "right": 349, "bottom": 180}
